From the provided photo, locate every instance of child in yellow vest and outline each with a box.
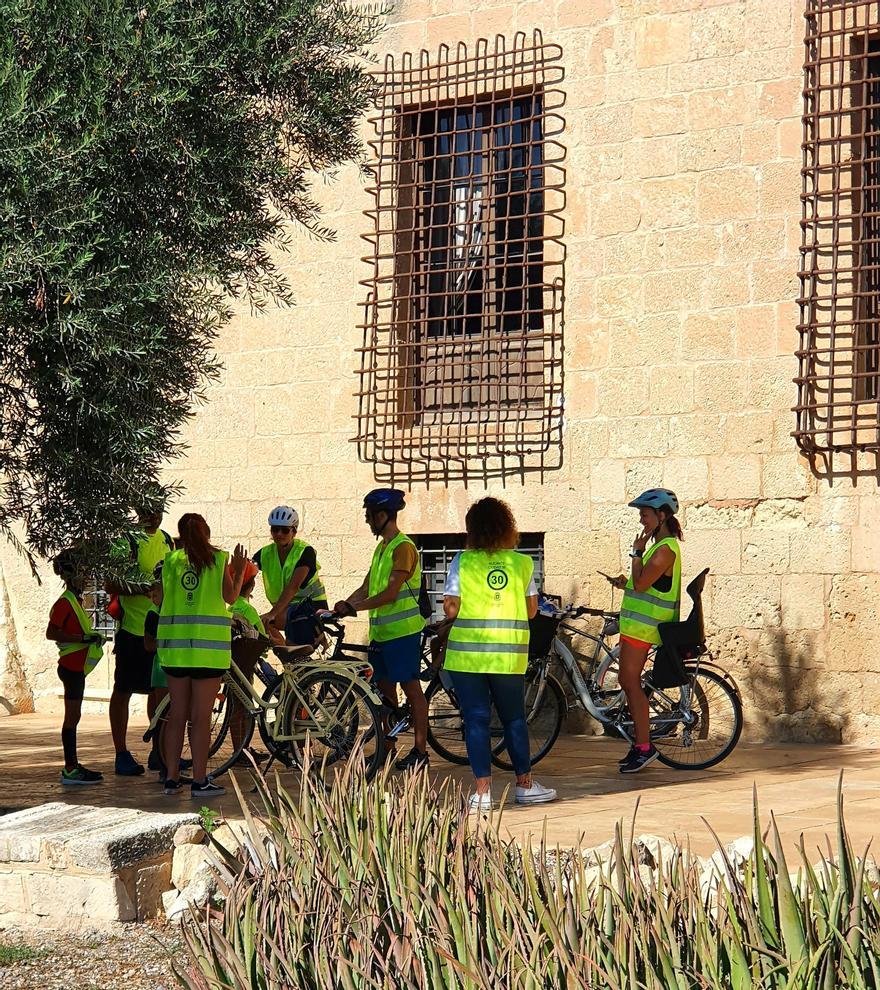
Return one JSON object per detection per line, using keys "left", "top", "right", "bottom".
{"left": 45, "top": 551, "right": 105, "bottom": 785}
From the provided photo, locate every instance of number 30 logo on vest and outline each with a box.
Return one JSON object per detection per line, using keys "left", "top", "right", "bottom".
{"left": 181, "top": 570, "right": 200, "bottom": 602}
{"left": 486, "top": 568, "right": 508, "bottom": 601}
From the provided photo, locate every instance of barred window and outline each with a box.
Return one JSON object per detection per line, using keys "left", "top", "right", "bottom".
{"left": 797, "top": 1, "right": 880, "bottom": 455}
{"left": 415, "top": 533, "right": 545, "bottom": 621}
{"left": 84, "top": 579, "right": 114, "bottom": 639}
{"left": 357, "top": 32, "right": 565, "bottom": 483}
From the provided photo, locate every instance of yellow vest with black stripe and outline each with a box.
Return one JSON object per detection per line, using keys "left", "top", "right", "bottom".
{"left": 619, "top": 537, "right": 681, "bottom": 647}
{"left": 157, "top": 549, "right": 231, "bottom": 670}
{"left": 57, "top": 591, "right": 104, "bottom": 675}
{"left": 368, "top": 532, "right": 425, "bottom": 643}
{"left": 259, "top": 541, "right": 327, "bottom": 606}
{"left": 445, "top": 550, "right": 534, "bottom": 675}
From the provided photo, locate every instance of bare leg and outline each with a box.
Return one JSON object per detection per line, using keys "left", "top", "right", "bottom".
{"left": 163, "top": 677, "right": 192, "bottom": 783}
{"left": 399, "top": 679, "right": 428, "bottom": 754}
{"left": 109, "top": 689, "right": 131, "bottom": 752}
{"left": 619, "top": 640, "right": 652, "bottom": 746}
{"left": 189, "top": 677, "right": 224, "bottom": 783}
{"left": 376, "top": 677, "right": 398, "bottom": 749}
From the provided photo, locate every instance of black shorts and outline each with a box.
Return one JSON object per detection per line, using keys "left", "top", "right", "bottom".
{"left": 113, "top": 629, "right": 154, "bottom": 695}
{"left": 162, "top": 666, "right": 227, "bottom": 681}
{"left": 57, "top": 665, "right": 86, "bottom": 702}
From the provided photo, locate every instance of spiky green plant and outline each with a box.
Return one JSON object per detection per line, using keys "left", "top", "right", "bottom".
{"left": 176, "top": 766, "right": 880, "bottom": 990}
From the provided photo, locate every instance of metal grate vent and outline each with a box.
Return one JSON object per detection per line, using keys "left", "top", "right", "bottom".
{"left": 356, "top": 31, "right": 566, "bottom": 484}
{"left": 797, "top": 0, "right": 880, "bottom": 455}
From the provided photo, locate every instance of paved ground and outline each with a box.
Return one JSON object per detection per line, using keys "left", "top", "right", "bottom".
{"left": 2, "top": 713, "right": 878, "bottom": 857}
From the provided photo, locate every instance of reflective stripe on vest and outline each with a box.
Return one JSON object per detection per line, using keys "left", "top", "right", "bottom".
{"left": 259, "top": 541, "right": 327, "bottom": 605}
{"left": 618, "top": 537, "right": 681, "bottom": 647}
{"left": 57, "top": 591, "right": 104, "bottom": 675}
{"left": 444, "top": 550, "right": 534, "bottom": 675}
{"left": 368, "top": 532, "right": 426, "bottom": 643}
{"left": 158, "top": 549, "right": 231, "bottom": 670}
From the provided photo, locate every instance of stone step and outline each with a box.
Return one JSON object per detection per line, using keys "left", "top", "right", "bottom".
{"left": 0, "top": 803, "right": 199, "bottom": 927}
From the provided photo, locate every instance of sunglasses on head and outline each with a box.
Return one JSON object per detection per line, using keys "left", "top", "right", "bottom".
{"left": 270, "top": 525, "right": 292, "bottom": 534}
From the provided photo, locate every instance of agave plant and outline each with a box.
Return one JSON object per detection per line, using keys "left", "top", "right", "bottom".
{"left": 176, "top": 759, "right": 880, "bottom": 990}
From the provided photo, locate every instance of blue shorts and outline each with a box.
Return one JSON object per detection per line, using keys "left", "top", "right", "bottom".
{"left": 369, "top": 632, "right": 421, "bottom": 685}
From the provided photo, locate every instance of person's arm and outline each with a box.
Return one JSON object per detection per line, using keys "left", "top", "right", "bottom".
{"left": 351, "top": 568, "right": 409, "bottom": 612}
{"left": 265, "top": 547, "right": 317, "bottom": 624}
{"left": 144, "top": 630, "right": 158, "bottom": 652}
{"left": 526, "top": 594, "right": 539, "bottom": 619}
{"left": 45, "top": 622, "right": 89, "bottom": 645}
{"left": 630, "top": 545, "right": 674, "bottom": 593}
{"left": 222, "top": 544, "right": 249, "bottom": 605}
{"left": 443, "top": 596, "right": 461, "bottom": 621}
{"left": 333, "top": 573, "right": 371, "bottom": 616}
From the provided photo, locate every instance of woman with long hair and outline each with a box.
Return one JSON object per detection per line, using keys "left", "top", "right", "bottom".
{"left": 611, "top": 488, "right": 683, "bottom": 774}
{"left": 443, "top": 497, "right": 557, "bottom": 812}
{"left": 157, "top": 513, "right": 248, "bottom": 797}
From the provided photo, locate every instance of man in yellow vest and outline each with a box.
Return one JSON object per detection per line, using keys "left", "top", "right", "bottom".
{"left": 255, "top": 505, "right": 327, "bottom": 643}
{"left": 106, "top": 506, "right": 174, "bottom": 776}
{"left": 334, "top": 489, "right": 429, "bottom": 771}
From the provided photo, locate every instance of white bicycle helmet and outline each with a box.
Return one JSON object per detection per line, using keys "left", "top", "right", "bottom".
{"left": 268, "top": 505, "right": 299, "bottom": 528}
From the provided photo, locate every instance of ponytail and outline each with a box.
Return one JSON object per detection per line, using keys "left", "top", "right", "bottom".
{"left": 176, "top": 513, "right": 219, "bottom": 575}
{"left": 665, "top": 514, "right": 684, "bottom": 541}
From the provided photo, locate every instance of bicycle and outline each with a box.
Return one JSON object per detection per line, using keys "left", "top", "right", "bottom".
{"left": 143, "top": 617, "right": 387, "bottom": 782}
{"left": 505, "top": 569, "right": 743, "bottom": 771}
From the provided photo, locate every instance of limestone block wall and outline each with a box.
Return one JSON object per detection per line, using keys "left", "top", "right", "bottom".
{"left": 1, "top": 0, "right": 878, "bottom": 740}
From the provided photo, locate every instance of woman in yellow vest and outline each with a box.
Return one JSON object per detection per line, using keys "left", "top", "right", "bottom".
{"left": 611, "top": 488, "right": 683, "bottom": 774}
{"left": 444, "top": 497, "right": 557, "bottom": 812}
{"left": 255, "top": 505, "right": 327, "bottom": 643}
{"left": 45, "top": 550, "right": 106, "bottom": 786}
{"left": 158, "top": 513, "right": 248, "bottom": 798}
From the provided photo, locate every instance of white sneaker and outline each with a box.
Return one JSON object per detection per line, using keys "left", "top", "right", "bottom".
{"left": 467, "top": 791, "right": 493, "bottom": 813}
{"left": 515, "top": 780, "right": 558, "bottom": 805}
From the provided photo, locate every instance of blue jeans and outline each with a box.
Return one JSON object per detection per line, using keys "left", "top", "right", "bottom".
{"left": 447, "top": 671, "right": 531, "bottom": 778}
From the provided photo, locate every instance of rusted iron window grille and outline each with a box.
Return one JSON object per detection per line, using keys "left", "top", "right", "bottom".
{"left": 357, "top": 32, "right": 566, "bottom": 483}
{"left": 415, "top": 532, "right": 545, "bottom": 620}
{"left": 797, "top": 1, "right": 880, "bottom": 455}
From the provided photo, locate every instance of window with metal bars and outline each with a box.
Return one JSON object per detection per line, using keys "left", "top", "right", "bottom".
{"left": 414, "top": 533, "right": 545, "bottom": 622}
{"left": 797, "top": 1, "right": 880, "bottom": 456}
{"left": 357, "top": 32, "right": 565, "bottom": 484}
{"left": 84, "top": 579, "right": 114, "bottom": 639}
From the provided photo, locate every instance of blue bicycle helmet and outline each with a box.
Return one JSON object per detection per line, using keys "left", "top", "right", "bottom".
{"left": 628, "top": 488, "right": 680, "bottom": 515}
{"left": 363, "top": 488, "right": 406, "bottom": 513}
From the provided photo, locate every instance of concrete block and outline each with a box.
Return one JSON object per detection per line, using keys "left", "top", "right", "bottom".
{"left": 172, "top": 843, "right": 212, "bottom": 892}
{"left": 0, "top": 872, "right": 28, "bottom": 915}
{"left": 135, "top": 861, "right": 173, "bottom": 921}
{"left": 28, "top": 872, "right": 136, "bottom": 923}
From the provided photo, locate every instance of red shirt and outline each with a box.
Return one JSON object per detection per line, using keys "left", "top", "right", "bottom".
{"left": 49, "top": 596, "right": 88, "bottom": 673}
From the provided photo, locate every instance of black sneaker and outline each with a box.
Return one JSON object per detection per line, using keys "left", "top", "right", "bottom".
{"left": 147, "top": 750, "right": 162, "bottom": 772}
{"left": 115, "top": 750, "right": 145, "bottom": 776}
{"left": 157, "top": 774, "right": 192, "bottom": 786}
{"left": 619, "top": 745, "right": 660, "bottom": 774}
{"left": 191, "top": 779, "right": 225, "bottom": 798}
{"left": 394, "top": 747, "right": 429, "bottom": 772}
{"left": 618, "top": 745, "right": 637, "bottom": 766}
{"left": 164, "top": 778, "right": 185, "bottom": 795}
{"left": 60, "top": 765, "right": 103, "bottom": 786}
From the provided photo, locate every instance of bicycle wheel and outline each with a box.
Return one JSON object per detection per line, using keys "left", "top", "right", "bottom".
{"left": 425, "top": 676, "right": 469, "bottom": 766}
{"left": 275, "top": 671, "right": 385, "bottom": 782}
{"left": 257, "top": 674, "right": 299, "bottom": 768}
{"left": 155, "top": 681, "right": 255, "bottom": 781}
{"left": 648, "top": 665, "right": 743, "bottom": 770}
{"left": 490, "top": 671, "right": 566, "bottom": 771}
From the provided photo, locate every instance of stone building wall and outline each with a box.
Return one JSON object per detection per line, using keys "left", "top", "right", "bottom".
{"left": 2, "top": 0, "right": 879, "bottom": 739}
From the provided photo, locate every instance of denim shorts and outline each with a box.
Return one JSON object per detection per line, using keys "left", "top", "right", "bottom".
{"left": 368, "top": 632, "right": 421, "bottom": 685}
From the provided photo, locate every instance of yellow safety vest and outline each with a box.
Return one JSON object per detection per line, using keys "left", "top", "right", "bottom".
{"left": 230, "top": 597, "right": 266, "bottom": 636}
{"left": 619, "top": 537, "right": 681, "bottom": 647}
{"left": 157, "top": 549, "right": 231, "bottom": 670}
{"left": 259, "top": 541, "right": 327, "bottom": 606}
{"left": 57, "top": 591, "right": 104, "bottom": 675}
{"left": 368, "top": 532, "right": 425, "bottom": 643}
{"left": 445, "top": 550, "right": 534, "bottom": 675}
{"left": 118, "top": 529, "right": 173, "bottom": 636}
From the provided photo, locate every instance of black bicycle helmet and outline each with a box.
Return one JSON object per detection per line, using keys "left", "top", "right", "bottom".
{"left": 363, "top": 488, "right": 406, "bottom": 513}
